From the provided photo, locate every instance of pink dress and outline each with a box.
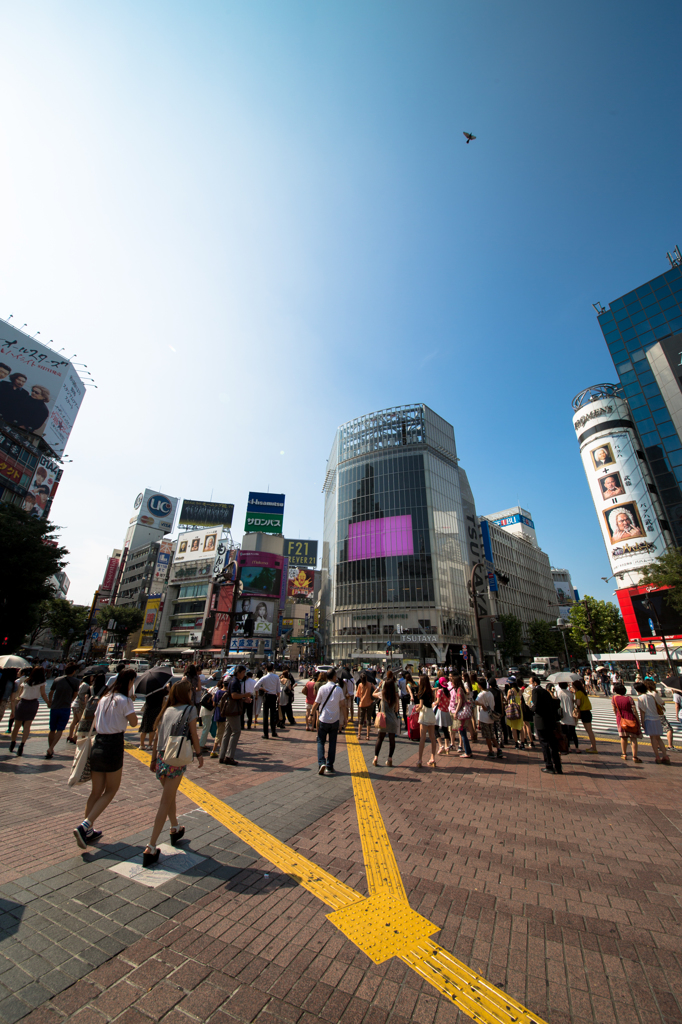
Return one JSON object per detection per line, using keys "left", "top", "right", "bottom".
{"left": 611, "top": 694, "right": 640, "bottom": 736}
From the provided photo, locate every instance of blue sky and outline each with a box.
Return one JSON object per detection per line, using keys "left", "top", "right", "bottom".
{"left": 0, "top": 0, "right": 680, "bottom": 605}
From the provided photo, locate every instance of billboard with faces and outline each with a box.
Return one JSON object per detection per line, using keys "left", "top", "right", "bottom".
{"left": 174, "top": 527, "right": 220, "bottom": 563}
{"left": 577, "top": 424, "right": 666, "bottom": 575}
{"left": 0, "top": 326, "right": 85, "bottom": 454}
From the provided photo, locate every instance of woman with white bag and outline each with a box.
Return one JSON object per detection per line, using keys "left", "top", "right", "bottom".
{"left": 73, "top": 670, "right": 138, "bottom": 849}
{"left": 143, "top": 679, "right": 204, "bottom": 867}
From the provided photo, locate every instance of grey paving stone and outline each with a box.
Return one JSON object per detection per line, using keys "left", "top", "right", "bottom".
{"left": 129, "top": 912, "right": 166, "bottom": 935}
{"left": 41, "top": 944, "right": 71, "bottom": 967}
{"left": 0, "top": 992, "right": 31, "bottom": 1024}
{"left": 35, "top": 967, "right": 70, "bottom": 994}
{"left": 19, "top": 954, "right": 54, "bottom": 978}
{"left": 0, "top": 965, "right": 32, "bottom": 991}
{"left": 60, "top": 957, "right": 93, "bottom": 980}
{"left": 77, "top": 946, "right": 110, "bottom": 968}
{"left": 14, "top": 981, "right": 52, "bottom": 1008}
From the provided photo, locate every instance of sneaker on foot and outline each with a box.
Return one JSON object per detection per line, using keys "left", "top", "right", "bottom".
{"left": 318, "top": 764, "right": 327, "bottom": 775}
{"left": 86, "top": 829, "right": 103, "bottom": 843}
{"left": 325, "top": 767, "right": 336, "bottom": 775}
{"left": 74, "top": 824, "right": 89, "bottom": 849}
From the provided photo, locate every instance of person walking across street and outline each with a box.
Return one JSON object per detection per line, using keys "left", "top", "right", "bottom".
{"left": 530, "top": 676, "right": 563, "bottom": 774}
{"left": 46, "top": 662, "right": 79, "bottom": 759}
{"left": 572, "top": 679, "right": 598, "bottom": 753}
{"left": 372, "top": 672, "right": 400, "bottom": 767}
{"left": 645, "top": 680, "right": 674, "bottom": 750}
{"left": 279, "top": 670, "right": 296, "bottom": 728}
{"left": 611, "top": 682, "right": 642, "bottom": 762}
{"left": 0, "top": 667, "right": 19, "bottom": 730}
{"left": 434, "top": 678, "right": 452, "bottom": 756}
{"left": 356, "top": 671, "right": 374, "bottom": 742}
{"left": 557, "top": 681, "right": 579, "bottom": 752}
{"left": 314, "top": 670, "right": 346, "bottom": 775}
{"left": 210, "top": 676, "right": 227, "bottom": 757}
{"left": 303, "top": 674, "right": 317, "bottom": 730}
{"left": 68, "top": 672, "right": 93, "bottom": 744}
{"left": 634, "top": 682, "right": 670, "bottom": 764}
{"left": 504, "top": 680, "right": 525, "bottom": 749}
{"left": 10, "top": 668, "right": 48, "bottom": 755}
{"left": 73, "top": 670, "right": 138, "bottom": 848}
{"left": 144, "top": 678, "right": 204, "bottom": 866}
{"left": 241, "top": 670, "right": 256, "bottom": 730}
{"left": 219, "top": 665, "right": 251, "bottom": 765}
{"left": 415, "top": 674, "right": 438, "bottom": 768}
{"left": 259, "top": 664, "right": 281, "bottom": 739}
{"left": 475, "top": 678, "right": 504, "bottom": 759}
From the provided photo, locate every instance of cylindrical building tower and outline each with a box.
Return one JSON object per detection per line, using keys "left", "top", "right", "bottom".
{"left": 572, "top": 383, "right": 672, "bottom": 587}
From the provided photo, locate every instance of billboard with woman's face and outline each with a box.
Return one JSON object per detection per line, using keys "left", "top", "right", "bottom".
{"left": 0, "top": 325, "right": 85, "bottom": 454}
{"left": 574, "top": 395, "right": 668, "bottom": 577}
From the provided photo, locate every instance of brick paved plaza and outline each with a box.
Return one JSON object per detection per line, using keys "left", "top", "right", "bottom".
{"left": 1, "top": 723, "right": 681, "bottom": 1024}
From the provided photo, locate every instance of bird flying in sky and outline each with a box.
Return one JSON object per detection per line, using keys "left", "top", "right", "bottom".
{"left": 463, "top": 132, "right": 476, "bottom": 144}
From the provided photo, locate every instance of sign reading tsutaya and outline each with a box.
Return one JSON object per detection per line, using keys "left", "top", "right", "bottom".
{"left": 245, "top": 492, "right": 285, "bottom": 534}
{"left": 574, "top": 394, "right": 667, "bottom": 576}
{"left": 0, "top": 324, "right": 86, "bottom": 454}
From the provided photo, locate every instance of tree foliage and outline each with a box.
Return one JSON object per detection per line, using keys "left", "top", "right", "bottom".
{"left": 526, "top": 619, "right": 562, "bottom": 658}
{"left": 0, "top": 505, "right": 68, "bottom": 653}
{"left": 47, "top": 599, "right": 90, "bottom": 657}
{"left": 497, "top": 614, "right": 523, "bottom": 661}
{"left": 568, "top": 596, "right": 627, "bottom": 652}
{"left": 96, "top": 606, "right": 144, "bottom": 644}
{"left": 637, "top": 548, "right": 682, "bottom": 613}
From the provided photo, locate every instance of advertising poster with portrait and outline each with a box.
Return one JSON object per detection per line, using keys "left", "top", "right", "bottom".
{"left": 22, "top": 454, "right": 62, "bottom": 519}
{"left": 174, "top": 527, "right": 221, "bottom": 563}
{"left": 0, "top": 326, "right": 85, "bottom": 454}
{"left": 233, "top": 596, "right": 276, "bottom": 637}
{"left": 579, "top": 427, "right": 666, "bottom": 575}
{"left": 287, "top": 565, "right": 314, "bottom": 600}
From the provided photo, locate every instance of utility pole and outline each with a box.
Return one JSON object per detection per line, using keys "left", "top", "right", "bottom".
{"left": 469, "top": 562, "right": 486, "bottom": 672}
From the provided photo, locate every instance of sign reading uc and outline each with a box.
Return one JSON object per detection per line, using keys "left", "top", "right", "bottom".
{"left": 148, "top": 493, "right": 173, "bottom": 518}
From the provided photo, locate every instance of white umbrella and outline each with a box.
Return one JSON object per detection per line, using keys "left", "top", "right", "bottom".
{"left": 546, "top": 672, "right": 581, "bottom": 684}
{"left": 0, "top": 654, "right": 31, "bottom": 669}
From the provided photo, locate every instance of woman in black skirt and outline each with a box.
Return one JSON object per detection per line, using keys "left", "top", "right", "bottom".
{"left": 73, "top": 670, "right": 138, "bottom": 849}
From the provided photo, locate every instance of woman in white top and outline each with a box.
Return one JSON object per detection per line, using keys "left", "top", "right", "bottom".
{"left": 73, "top": 670, "right": 138, "bottom": 849}
{"left": 10, "top": 667, "right": 48, "bottom": 756}
{"left": 144, "top": 679, "right": 203, "bottom": 867}
{"left": 634, "top": 682, "right": 670, "bottom": 764}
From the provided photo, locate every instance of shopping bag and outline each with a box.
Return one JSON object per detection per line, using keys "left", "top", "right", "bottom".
{"left": 68, "top": 734, "right": 93, "bottom": 787}
{"left": 407, "top": 710, "right": 420, "bottom": 741}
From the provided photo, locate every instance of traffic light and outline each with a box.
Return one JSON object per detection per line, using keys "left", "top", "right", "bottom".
{"left": 492, "top": 620, "right": 505, "bottom": 644}
{"left": 648, "top": 643, "right": 656, "bottom": 655}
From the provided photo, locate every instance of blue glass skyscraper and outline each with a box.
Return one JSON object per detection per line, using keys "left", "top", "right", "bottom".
{"left": 596, "top": 256, "right": 682, "bottom": 544}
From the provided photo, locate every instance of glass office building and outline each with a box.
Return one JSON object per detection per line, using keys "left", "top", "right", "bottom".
{"left": 322, "top": 404, "right": 488, "bottom": 665}
{"left": 597, "top": 259, "right": 682, "bottom": 543}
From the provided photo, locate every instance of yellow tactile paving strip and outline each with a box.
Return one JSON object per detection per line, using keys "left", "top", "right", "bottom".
{"left": 126, "top": 739, "right": 550, "bottom": 1024}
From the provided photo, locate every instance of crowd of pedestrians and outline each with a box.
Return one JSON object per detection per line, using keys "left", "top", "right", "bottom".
{"left": 3, "top": 654, "right": 682, "bottom": 869}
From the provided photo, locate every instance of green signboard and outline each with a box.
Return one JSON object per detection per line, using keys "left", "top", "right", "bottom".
{"left": 244, "top": 512, "right": 283, "bottom": 534}
{"left": 284, "top": 539, "right": 318, "bottom": 566}
{"left": 288, "top": 637, "right": 316, "bottom": 644}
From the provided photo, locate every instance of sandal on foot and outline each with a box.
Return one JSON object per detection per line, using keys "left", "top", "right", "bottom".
{"left": 385, "top": 758, "right": 393, "bottom": 767}
{"left": 372, "top": 756, "right": 378, "bottom": 766}
{"left": 143, "top": 848, "right": 160, "bottom": 867}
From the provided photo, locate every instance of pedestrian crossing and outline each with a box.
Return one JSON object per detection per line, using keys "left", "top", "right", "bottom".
{"left": 10, "top": 688, "right": 676, "bottom": 738}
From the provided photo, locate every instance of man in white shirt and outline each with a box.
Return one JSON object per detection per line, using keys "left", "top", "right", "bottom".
{"left": 313, "top": 669, "right": 347, "bottom": 776}
{"left": 242, "top": 670, "right": 257, "bottom": 729}
{"left": 475, "top": 678, "right": 503, "bottom": 759}
{"left": 258, "top": 664, "right": 281, "bottom": 739}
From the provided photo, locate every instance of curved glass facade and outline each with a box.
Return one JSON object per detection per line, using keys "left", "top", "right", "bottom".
{"left": 322, "top": 404, "right": 486, "bottom": 663}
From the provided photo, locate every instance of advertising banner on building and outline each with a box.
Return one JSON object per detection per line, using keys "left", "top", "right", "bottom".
{"left": 574, "top": 395, "right": 667, "bottom": 577}
{"left": 0, "top": 326, "right": 86, "bottom": 454}
{"left": 20, "top": 453, "right": 63, "bottom": 519}
{"left": 175, "top": 527, "right": 220, "bottom": 563}
{"left": 287, "top": 566, "right": 314, "bottom": 599}
{"left": 233, "top": 596, "right": 277, "bottom": 637}
{"left": 211, "top": 585, "right": 235, "bottom": 647}
{"left": 102, "top": 556, "right": 120, "bottom": 592}
{"left": 245, "top": 491, "right": 285, "bottom": 534}
{"left": 179, "top": 499, "right": 234, "bottom": 529}
{"left": 131, "top": 489, "right": 178, "bottom": 534}
{"left": 239, "top": 551, "right": 284, "bottom": 597}
{"left": 139, "top": 596, "right": 162, "bottom": 647}
{"left": 152, "top": 539, "right": 173, "bottom": 585}
{"left": 553, "top": 581, "right": 574, "bottom": 617}
{"left": 284, "top": 539, "right": 318, "bottom": 566}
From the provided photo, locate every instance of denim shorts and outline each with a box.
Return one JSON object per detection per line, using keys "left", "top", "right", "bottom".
{"left": 49, "top": 707, "right": 71, "bottom": 732}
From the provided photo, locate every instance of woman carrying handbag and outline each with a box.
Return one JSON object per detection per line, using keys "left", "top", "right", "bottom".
{"left": 415, "top": 675, "right": 438, "bottom": 768}
{"left": 73, "top": 670, "right": 138, "bottom": 849}
{"left": 372, "top": 672, "right": 400, "bottom": 767}
{"left": 143, "top": 679, "right": 204, "bottom": 867}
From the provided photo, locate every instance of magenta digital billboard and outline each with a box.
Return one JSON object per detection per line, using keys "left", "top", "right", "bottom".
{"left": 348, "top": 515, "right": 414, "bottom": 561}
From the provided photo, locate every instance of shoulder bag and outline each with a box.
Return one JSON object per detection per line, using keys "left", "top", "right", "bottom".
{"left": 68, "top": 714, "right": 96, "bottom": 787}
{"left": 163, "top": 706, "right": 194, "bottom": 766}
{"left": 312, "top": 685, "right": 338, "bottom": 729}
{"left": 219, "top": 687, "right": 242, "bottom": 718}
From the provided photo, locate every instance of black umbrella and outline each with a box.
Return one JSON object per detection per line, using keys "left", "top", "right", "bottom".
{"left": 135, "top": 667, "right": 174, "bottom": 696}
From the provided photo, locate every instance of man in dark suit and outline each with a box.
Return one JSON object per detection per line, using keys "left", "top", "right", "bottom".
{"left": 530, "top": 676, "right": 563, "bottom": 774}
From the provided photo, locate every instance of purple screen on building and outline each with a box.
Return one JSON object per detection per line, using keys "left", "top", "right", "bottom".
{"left": 348, "top": 515, "right": 414, "bottom": 561}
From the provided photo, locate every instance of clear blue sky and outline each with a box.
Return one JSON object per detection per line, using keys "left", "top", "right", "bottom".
{"left": 0, "top": 0, "right": 680, "bottom": 605}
